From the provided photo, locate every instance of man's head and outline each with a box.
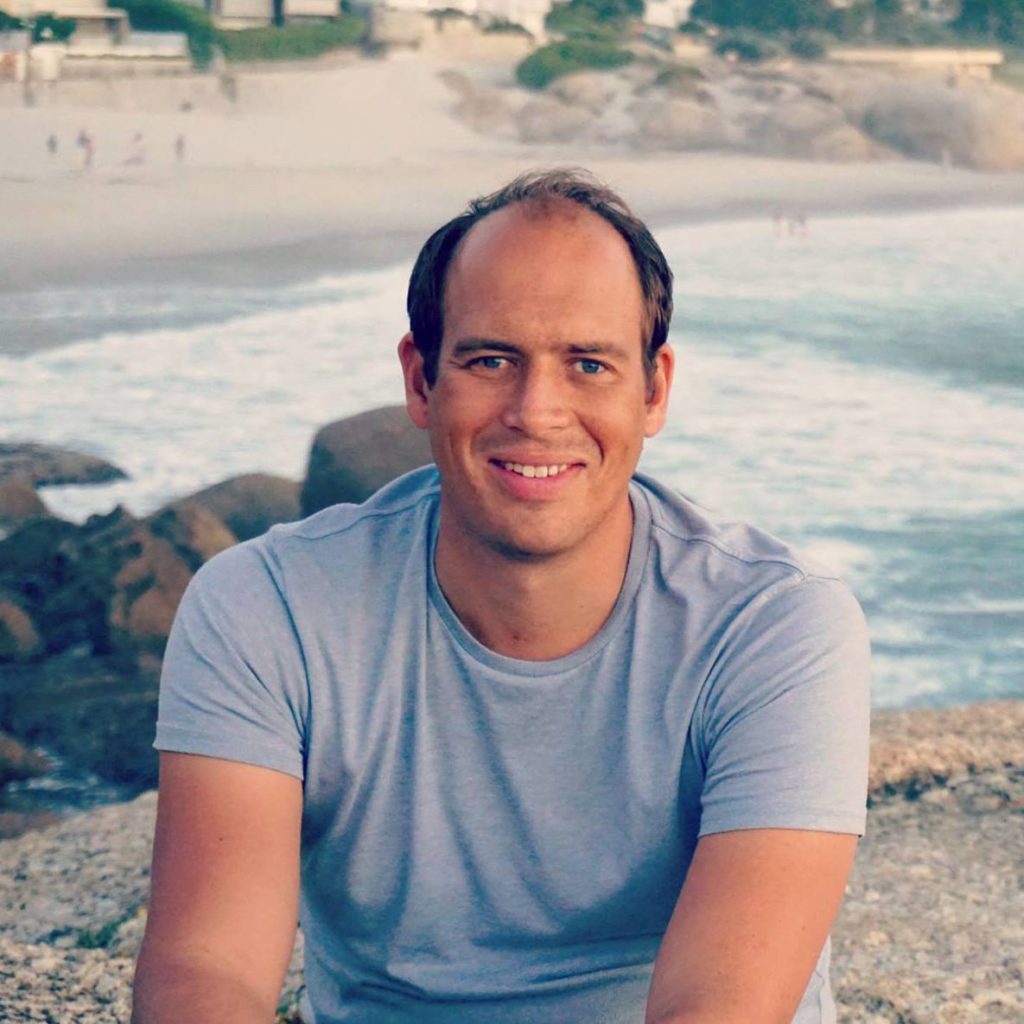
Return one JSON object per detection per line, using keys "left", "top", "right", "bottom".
{"left": 399, "top": 168, "right": 675, "bottom": 564}
{"left": 406, "top": 168, "right": 673, "bottom": 388}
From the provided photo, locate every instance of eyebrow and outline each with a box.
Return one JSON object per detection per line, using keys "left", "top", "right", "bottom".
{"left": 449, "top": 338, "right": 633, "bottom": 360}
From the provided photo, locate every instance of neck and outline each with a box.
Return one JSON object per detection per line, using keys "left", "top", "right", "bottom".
{"left": 434, "top": 499, "right": 635, "bottom": 661}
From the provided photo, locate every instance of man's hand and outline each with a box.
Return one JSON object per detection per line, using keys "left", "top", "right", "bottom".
{"left": 132, "top": 752, "right": 303, "bottom": 1024}
{"left": 644, "top": 828, "right": 858, "bottom": 1024}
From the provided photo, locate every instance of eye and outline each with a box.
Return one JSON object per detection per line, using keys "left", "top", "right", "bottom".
{"left": 468, "top": 355, "right": 509, "bottom": 370}
{"left": 574, "top": 358, "right": 606, "bottom": 375}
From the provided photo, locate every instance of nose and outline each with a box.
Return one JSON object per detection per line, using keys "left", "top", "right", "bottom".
{"left": 500, "top": 362, "right": 574, "bottom": 435}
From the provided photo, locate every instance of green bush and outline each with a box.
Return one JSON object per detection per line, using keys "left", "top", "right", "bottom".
{"left": 217, "top": 17, "right": 366, "bottom": 61}
{"left": 109, "top": 0, "right": 216, "bottom": 67}
{"left": 516, "top": 38, "right": 633, "bottom": 88}
{"left": 788, "top": 30, "right": 829, "bottom": 59}
{"left": 483, "top": 18, "right": 532, "bottom": 35}
{"left": 713, "top": 31, "right": 784, "bottom": 62}
{"left": 33, "top": 13, "right": 78, "bottom": 42}
{"left": 823, "top": 1, "right": 871, "bottom": 41}
{"left": 691, "top": 0, "right": 829, "bottom": 33}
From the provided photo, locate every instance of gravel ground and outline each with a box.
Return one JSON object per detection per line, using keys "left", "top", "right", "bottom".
{"left": 0, "top": 702, "right": 1020, "bottom": 1022}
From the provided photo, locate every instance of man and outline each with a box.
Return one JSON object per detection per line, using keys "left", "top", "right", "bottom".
{"left": 134, "top": 169, "right": 870, "bottom": 1023}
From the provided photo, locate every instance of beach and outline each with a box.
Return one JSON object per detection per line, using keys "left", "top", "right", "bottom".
{"left": 3, "top": 52, "right": 1024, "bottom": 352}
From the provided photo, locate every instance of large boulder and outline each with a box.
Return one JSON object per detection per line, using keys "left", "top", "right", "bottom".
{"left": 861, "top": 81, "right": 1024, "bottom": 171}
{"left": 0, "top": 654, "right": 159, "bottom": 790}
{"left": 515, "top": 97, "right": 593, "bottom": 144}
{"left": 171, "top": 473, "right": 300, "bottom": 542}
{"left": 631, "top": 97, "right": 726, "bottom": 150}
{"left": 0, "top": 478, "right": 50, "bottom": 533}
{"left": 301, "top": 406, "right": 433, "bottom": 517}
{"left": 548, "top": 71, "right": 620, "bottom": 114}
{"left": 0, "top": 505, "right": 224, "bottom": 664}
{"left": 749, "top": 95, "right": 850, "bottom": 158}
{"left": 0, "top": 443, "right": 127, "bottom": 488}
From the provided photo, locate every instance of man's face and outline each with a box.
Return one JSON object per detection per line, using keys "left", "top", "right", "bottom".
{"left": 401, "top": 201, "right": 673, "bottom": 562}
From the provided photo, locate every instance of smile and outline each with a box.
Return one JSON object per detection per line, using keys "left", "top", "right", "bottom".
{"left": 498, "top": 461, "right": 571, "bottom": 479}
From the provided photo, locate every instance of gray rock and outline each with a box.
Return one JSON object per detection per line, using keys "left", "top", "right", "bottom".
{"left": 0, "top": 442, "right": 127, "bottom": 489}
{"left": 300, "top": 406, "right": 433, "bottom": 518}
{"left": 0, "top": 477, "right": 50, "bottom": 532}
{"left": 548, "top": 71, "right": 619, "bottom": 114}
{"left": 631, "top": 97, "right": 726, "bottom": 150}
{"left": 515, "top": 97, "right": 593, "bottom": 144}
{"left": 168, "top": 473, "right": 299, "bottom": 543}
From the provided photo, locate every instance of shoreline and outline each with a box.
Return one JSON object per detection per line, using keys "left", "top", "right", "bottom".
{"left": 3, "top": 154, "right": 1024, "bottom": 358}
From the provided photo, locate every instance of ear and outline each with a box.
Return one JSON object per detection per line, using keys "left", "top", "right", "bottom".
{"left": 398, "top": 333, "right": 430, "bottom": 430}
{"left": 644, "top": 344, "right": 675, "bottom": 439}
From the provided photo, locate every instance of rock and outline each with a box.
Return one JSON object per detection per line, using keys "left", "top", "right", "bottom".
{"left": 861, "top": 81, "right": 1024, "bottom": 171}
{"left": 631, "top": 97, "right": 726, "bottom": 150}
{"left": 173, "top": 473, "right": 300, "bottom": 542}
{"left": 0, "top": 442, "right": 127, "bottom": 488}
{"left": 0, "top": 653, "right": 160, "bottom": 789}
{"left": 0, "top": 730, "right": 49, "bottom": 787}
{"left": 0, "top": 476, "right": 50, "bottom": 532}
{"left": 548, "top": 71, "right": 619, "bottom": 114}
{"left": 749, "top": 95, "right": 849, "bottom": 158}
{"left": 0, "top": 504, "right": 215, "bottom": 663}
{"left": 809, "top": 123, "right": 875, "bottom": 161}
{"left": 0, "top": 595, "right": 41, "bottom": 662}
{"left": 301, "top": 406, "right": 433, "bottom": 517}
{"left": 145, "top": 501, "right": 237, "bottom": 571}
{"left": 515, "top": 97, "right": 593, "bottom": 144}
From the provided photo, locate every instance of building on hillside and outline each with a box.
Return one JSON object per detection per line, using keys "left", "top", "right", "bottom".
{"left": 0, "top": 0, "right": 128, "bottom": 44}
{"left": 211, "top": 0, "right": 347, "bottom": 29}
{"left": 829, "top": 45, "right": 1003, "bottom": 81}
{"left": 642, "top": 0, "right": 693, "bottom": 31}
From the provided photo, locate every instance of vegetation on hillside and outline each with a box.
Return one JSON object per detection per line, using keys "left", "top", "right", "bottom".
{"left": 516, "top": 36, "right": 633, "bottom": 88}
{"left": 217, "top": 17, "right": 366, "bottom": 61}
{"left": 109, "top": 0, "right": 217, "bottom": 66}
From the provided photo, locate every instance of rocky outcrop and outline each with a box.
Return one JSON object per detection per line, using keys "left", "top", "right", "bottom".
{"left": 631, "top": 97, "right": 726, "bottom": 150}
{"left": 0, "top": 702, "right": 1019, "bottom": 1023}
{"left": 0, "top": 443, "right": 127, "bottom": 488}
{"left": 860, "top": 80, "right": 1024, "bottom": 172}
{"left": 301, "top": 406, "right": 433, "bottom": 517}
{"left": 169, "top": 473, "right": 300, "bottom": 543}
{"left": 0, "top": 477, "right": 50, "bottom": 533}
{"left": 515, "top": 96, "right": 594, "bottom": 143}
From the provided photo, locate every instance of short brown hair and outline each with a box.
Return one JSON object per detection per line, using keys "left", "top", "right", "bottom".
{"left": 406, "top": 168, "right": 674, "bottom": 386}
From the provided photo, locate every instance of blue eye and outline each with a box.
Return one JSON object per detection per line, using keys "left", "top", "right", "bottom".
{"left": 473, "top": 356, "right": 507, "bottom": 370}
{"left": 577, "top": 359, "right": 605, "bottom": 375}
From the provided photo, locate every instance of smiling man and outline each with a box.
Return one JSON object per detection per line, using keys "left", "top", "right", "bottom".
{"left": 134, "top": 169, "right": 870, "bottom": 1024}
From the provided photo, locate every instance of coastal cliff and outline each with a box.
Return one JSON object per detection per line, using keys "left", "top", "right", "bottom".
{"left": 0, "top": 701, "right": 1020, "bottom": 1022}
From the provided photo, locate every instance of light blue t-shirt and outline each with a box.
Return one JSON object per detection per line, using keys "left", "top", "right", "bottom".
{"left": 155, "top": 467, "right": 870, "bottom": 1024}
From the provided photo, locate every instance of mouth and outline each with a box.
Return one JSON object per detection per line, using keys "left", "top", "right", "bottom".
{"left": 494, "top": 460, "right": 572, "bottom": 480}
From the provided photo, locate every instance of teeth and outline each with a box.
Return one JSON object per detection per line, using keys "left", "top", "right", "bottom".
{"left": 501, "top": 462, "right": 570, "bottom": 478}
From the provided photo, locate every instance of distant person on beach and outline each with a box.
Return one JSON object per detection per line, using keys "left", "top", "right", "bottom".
{"left": 75, "top": 129, "right": 94, "bottom": 170}
{"left": 174, "top": 134, "right": 185, "bottom": 164}
{"left": 46, "top": 133, "right": 58, "bottom": 158}
{"left": 134, "top": 169, "right": 870, "bottom": 1024}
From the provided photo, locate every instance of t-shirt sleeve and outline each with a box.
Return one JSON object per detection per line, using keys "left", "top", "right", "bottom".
{"left": 696, "top": 576, "right": 871, "bottom": 838}
{"left": 154, "top": 540, "right": 308, "bottom": 780}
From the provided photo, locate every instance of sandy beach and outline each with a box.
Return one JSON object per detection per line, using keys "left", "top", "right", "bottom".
{"left": 3, "top": 51, "right": 1024, "bottom": 354}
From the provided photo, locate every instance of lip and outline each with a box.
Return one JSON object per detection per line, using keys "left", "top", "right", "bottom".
{"left": 487, "top": 458, "right": 582, "bottom": 499}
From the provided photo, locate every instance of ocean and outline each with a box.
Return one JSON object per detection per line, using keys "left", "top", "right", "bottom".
{"left": 2, "top": 205, "right": 1022, "bottom": 710}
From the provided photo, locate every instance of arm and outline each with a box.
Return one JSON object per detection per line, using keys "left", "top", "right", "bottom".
{"left": 132, "top": 752, "right": 303, "bottom": 1024}
{"left": 644, "top": 828, "right": 857, "bottom": 1024}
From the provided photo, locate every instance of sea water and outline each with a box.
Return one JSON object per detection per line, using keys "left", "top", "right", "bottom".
{"left": 1, "top": 206, "right": 1022, "bottom": 710}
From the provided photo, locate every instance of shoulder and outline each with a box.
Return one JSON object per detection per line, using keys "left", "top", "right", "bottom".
{"left": 633, "top": 472, "right": 840, "bottom": 588}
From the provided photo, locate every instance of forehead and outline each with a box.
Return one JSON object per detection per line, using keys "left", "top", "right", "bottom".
{"left": 442, "top": 202, "right": 646, "bottom": 349}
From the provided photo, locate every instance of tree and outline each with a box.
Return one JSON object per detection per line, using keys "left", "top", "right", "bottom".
{"left": 689, "top": 0, "right": 830, "bottom": 33}
{"left": 956, "top": 0, "right": 1024, "bottom": 42}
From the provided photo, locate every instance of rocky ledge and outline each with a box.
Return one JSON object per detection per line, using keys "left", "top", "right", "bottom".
{"left": 0, "top": 701, "right": 1020, "bottom": 1023}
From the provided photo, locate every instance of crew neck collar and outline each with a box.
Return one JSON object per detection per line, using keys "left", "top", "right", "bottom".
{"left": 427, "top": 480, "right": 653, "bottom": 678}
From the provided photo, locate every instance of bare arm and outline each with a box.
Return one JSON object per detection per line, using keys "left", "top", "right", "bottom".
{"left": 132, "top": 752, "right": 303, "bottom": 1024}
{"left": 644, "top": 828, "right": 858, "bottom": 1024}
